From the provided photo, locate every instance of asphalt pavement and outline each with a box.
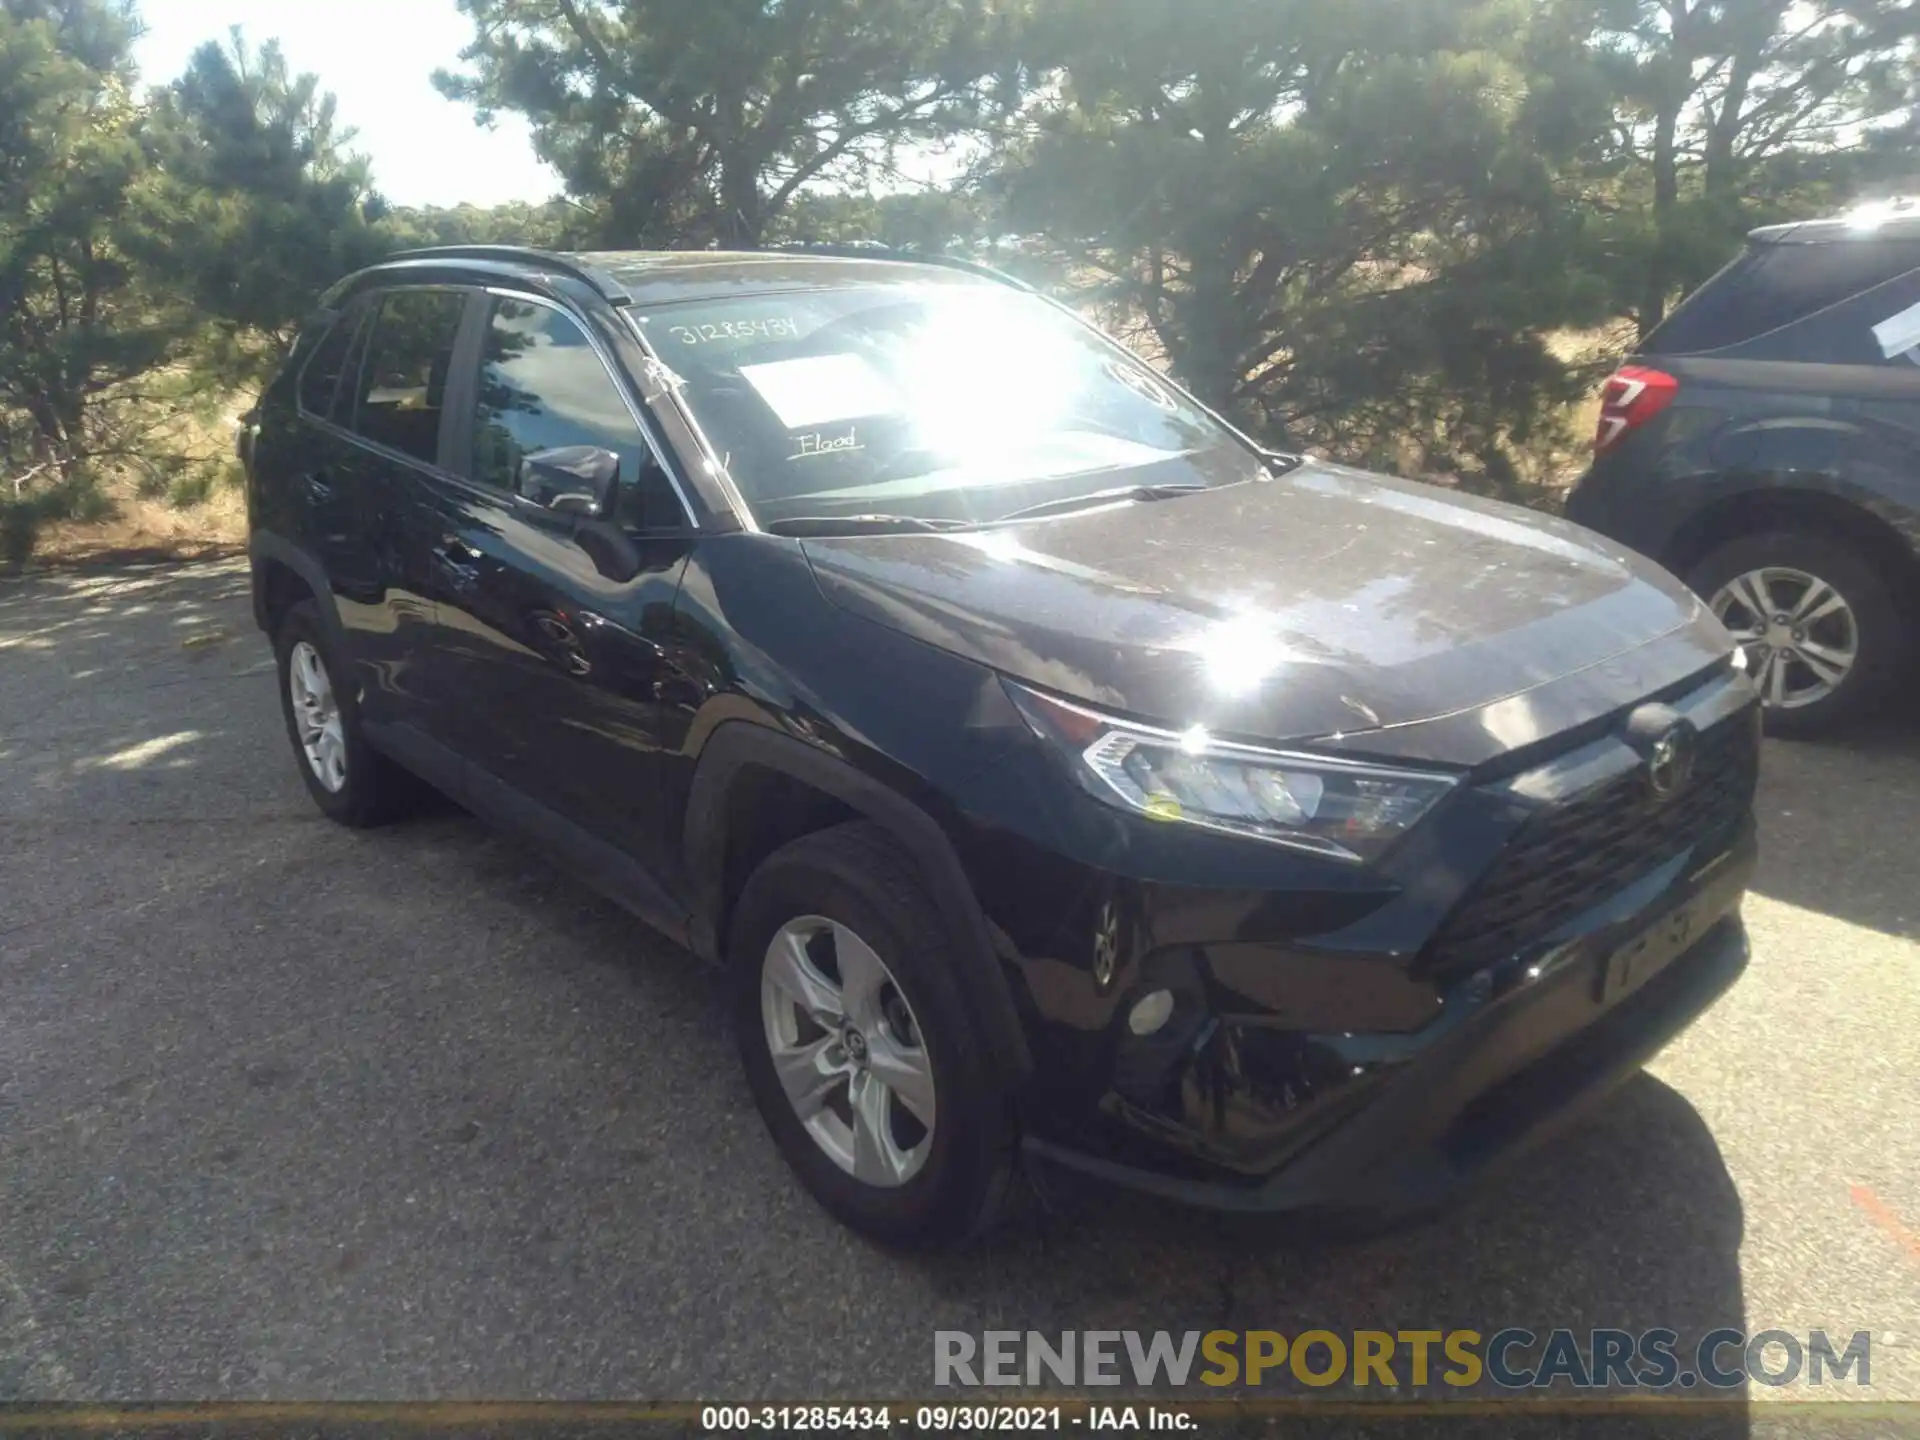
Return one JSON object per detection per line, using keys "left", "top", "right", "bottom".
{"left": 1, "top": 558, "right": 1916, "bottom": 1431}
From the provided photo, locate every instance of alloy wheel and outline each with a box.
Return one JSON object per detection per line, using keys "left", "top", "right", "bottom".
{"left": 288, "top": 640, "right": 348, "bottom": 792}
{"left": 1710, "top": 566, "right": 1859, "bottom": 710}
{"left": 759, "top": 915, "right": 937, "bottom": 1187}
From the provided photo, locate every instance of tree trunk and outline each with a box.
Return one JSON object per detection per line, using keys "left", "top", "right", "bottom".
{"left": 712, "top": 76, "right": 765, "bottom": 249}
{"left": 24, "top": 395, "right": 79, "bottom": 477}
{"left": 1172, "top": 87, "right": 1246, "bottom": 413}
{"left": 1704, "top": 0, "right": 1778, "bottom": 200}
{"left": 1640, "top": 96, "right": 1681, "bottom": 340}
{"left": 1704, "top": 55, "right": 1756, "bottom": 200}
{"left": 717, "top": 159, "right": 765, "bottom": 248}
{"left": 1177, "top": 244, "right": 1243, "bottom": 414}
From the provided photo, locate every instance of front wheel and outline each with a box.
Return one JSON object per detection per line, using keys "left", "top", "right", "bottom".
{"left": 1690, "top": 531, "right": 1907, "bottom": 739}
{"left": 729, "top": 822, "right": 1017, "bottom": 1247}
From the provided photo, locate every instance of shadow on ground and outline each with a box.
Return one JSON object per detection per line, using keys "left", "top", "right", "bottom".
{"left": 1745, "top": 708, "right": 1920, "bottom": 939}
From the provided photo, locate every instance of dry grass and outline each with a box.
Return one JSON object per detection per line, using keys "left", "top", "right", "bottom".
{"left": 1528, "top": 320, "right": 1637, "bottom": 496}
{"left": 8, "top": 375, "right": 255, "bottom": 571}
{"left": 31, "top": 486, "right": 247, "bottom": 568}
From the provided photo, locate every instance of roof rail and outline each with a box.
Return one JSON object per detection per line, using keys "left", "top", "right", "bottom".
{"left": 1750, "top": 196, "right": 1920, "bottom": 244}
{"left": 770, "top": 242, "right": 1034, "bottom": 292}
{"left": 383, "top": 245, "right": 634, "bottom": 306}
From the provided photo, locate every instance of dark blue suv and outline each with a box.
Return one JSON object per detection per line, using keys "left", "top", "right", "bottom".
{"left": 1569, "top": 200, "right": 1920, "bottom": 737}
{"left": 244, "top": 245, "right": 1759, "bottom": 1245}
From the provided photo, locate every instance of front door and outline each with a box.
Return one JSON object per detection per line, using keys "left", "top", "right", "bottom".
{"left": 422, "top": 291, "right": 699, "bottom": 881}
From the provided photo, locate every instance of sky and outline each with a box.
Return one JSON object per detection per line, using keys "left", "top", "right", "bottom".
{"left": 133, "top": 0, "right": 562, "bottom": 208}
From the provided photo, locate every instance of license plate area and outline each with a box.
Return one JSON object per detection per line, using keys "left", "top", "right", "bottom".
{"left": 1596, "top": 901, "right": 1699, "bottom": 1004}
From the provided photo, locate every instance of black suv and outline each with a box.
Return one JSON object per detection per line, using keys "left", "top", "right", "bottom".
{"left": 244, "top": 245, "right": 1759, "bottom": 1246}
{"left": 1569, "top": 199, "right": 1920, "bottom": 736}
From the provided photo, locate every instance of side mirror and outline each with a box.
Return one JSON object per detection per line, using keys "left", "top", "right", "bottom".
{"left": 518, "top": 445, "right": 620, "bottom": 519}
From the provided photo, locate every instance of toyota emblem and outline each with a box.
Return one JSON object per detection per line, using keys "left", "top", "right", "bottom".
{"left": 1647, "top": 725, "right": 1697, "bottom": 800}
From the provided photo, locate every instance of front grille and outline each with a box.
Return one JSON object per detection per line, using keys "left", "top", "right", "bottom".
{"left": 1426, "top": 709, "right": 1759, "bottom": 979}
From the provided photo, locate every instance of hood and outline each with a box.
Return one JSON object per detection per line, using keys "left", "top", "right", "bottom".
{"left": 800, "top": 461, "right": 1717, "bottom": 750}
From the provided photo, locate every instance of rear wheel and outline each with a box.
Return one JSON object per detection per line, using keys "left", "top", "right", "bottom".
{"left": 274, "top": 600, "right": 416, "bottom": 826}
{"left": 729, "top": 821, "right": 1017, "bottom": 1247}
{"left": 1689, "top": 531, "right": 1906, "bottom": 739}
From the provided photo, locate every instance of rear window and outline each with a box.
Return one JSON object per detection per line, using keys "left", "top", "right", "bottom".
{"left": 345, "top": 289, "right": 468, "bottom": 465}
{"left": 296, "top": 308, "right": 362, "bottom": 420}
{"left": 1648, "top": 238, "right": 1920, "bottom": 354}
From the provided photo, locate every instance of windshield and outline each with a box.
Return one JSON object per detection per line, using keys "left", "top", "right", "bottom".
{"left": 629, "top": 282, "right": 1260, "bottom": 528}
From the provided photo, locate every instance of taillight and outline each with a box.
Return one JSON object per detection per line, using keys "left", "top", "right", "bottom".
{"left": 1594, "top": 365, "right": 1678, "bottom": 455}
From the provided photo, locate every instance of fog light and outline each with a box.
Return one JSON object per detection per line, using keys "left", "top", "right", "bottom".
{"left": 1127, "top": 989, "right": 1176, "bottom": 1036}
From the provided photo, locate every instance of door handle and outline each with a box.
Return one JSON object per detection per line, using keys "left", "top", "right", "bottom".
{"left": 532, "top": 613, "right": 577, "bottom": 647}
{"left": 532, "top": 611, "right": 593, "bottom": 677}
{"left": 303, "top": 470, "right": 334, "bottom": 501}
{"left": 431, "top": 536, "right": 483, "bottom": 590}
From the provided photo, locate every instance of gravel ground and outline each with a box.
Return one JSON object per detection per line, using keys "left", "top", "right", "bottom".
{"left": 0, "top": 559, "right": 1915, "bottom": 1437}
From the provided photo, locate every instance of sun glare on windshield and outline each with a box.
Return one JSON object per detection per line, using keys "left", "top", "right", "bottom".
{"left": 633, "top": 281, "right": 1249, "bottom": 528}
{"left": 890, "top": 293, "right": 1078, "bottom": 459}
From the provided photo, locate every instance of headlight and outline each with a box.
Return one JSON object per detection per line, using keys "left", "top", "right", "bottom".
{"left": 1005, "top": 680, "right": 1458, "bottom": 862}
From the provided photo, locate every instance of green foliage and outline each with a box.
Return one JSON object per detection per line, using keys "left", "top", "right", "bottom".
{"left": 0, "top": 6, "right": 318, "bottom": 563}
{"left": 1, "top": 467, "right": 114, "bottom": 571}
{"left": 3, "top": 0, "right": 1918, "bottom": 569}
{"left": 433, "top": 0, "right": 1026, "bottom": 246}
{"left": 0, "top": 0, "right": 175, "bottom": 470}
{"left": 1567, "top": 0, "right": 1920, "bottom": 333}
{"left": 0, "top": 501, "right": 35, "bottom": 570}
{"left": 382, "top": 199, "right": 588, "bottom": 250}
{"left": 128, "top": 29, "right": 391, "bottom": 363}
{"left": 983, "top": 0, "right": 1620, "bottom": 489}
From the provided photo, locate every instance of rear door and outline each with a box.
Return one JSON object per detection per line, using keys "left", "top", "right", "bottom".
{"left": 282, "top": 300, "right": 377, "bottom": 616}
{"left": 328, "top": 285, "right": 479, "bottom": 736}
{"left": 419, "top": 289, "right": 699, "bottom": 882}
{"left": 1720, "top": 240, "right": 1920, "bottom": 496}
{"left": 1586, "top": 235, "right": 1920, "bottom": 547}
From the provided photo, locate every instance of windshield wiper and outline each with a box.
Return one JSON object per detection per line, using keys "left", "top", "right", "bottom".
{"left": 763, "top": 514, "right": 973, "bottom": 537}
{"left": 763, "top": 482, "right": 1212, "bottom": 536}
{"left": 994, "top": 483, "right": 1208, "bottom": 526}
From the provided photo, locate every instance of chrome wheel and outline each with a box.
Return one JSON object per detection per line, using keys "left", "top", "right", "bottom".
{"left": 1711, "top": 566, "right": 1859, "bottom": 710}
{"left": 288, "top": 640, "right": 348, "bottom": 792}
{"left": 760, "top": 916, "right": 936, "bottom": 1188}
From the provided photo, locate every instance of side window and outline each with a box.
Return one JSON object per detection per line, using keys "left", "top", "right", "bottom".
{"left": 1650, "top": 239, "right": 1920, "bottom": 355}
{"left": 347, "top": 289, "right": 468, "bottom": 465}
{"left": 472, "top": 298, "right": 685, "bottom": 530}
{"left": 297, "top": 305, "right": 362, "bottom": 420}
{"left": 1770, "top": 268, "right": 1920, "bottom": 366}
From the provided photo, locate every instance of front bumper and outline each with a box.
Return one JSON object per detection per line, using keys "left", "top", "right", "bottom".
{"left": 1021, "top": 827, "right": 1753, "bottom": 1224}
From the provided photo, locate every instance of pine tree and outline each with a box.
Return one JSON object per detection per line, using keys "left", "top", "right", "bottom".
{"left": 1568, "top": 0, "right": 1920, "bottom": 333}
{"left": 131, "top": 30, "right": 390, "bottom": 350}
{"left": 435, "top": 0, "right": 1025, "bottom": 247}
{"left": 0, "top": 0, "right": 168, "bottom": 475}
{"left": 988, "top": 0, "right": 1616, "bottom": 492}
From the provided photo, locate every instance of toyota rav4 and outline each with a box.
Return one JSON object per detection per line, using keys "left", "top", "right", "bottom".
{"left": 243, "top": 245, "right": 1760, "bottom": 1246}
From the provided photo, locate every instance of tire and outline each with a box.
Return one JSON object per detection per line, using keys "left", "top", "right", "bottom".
{"left": 1688, "top": 530, "right": 1908, "bottom": 740}
{"left": 729, "top": 821, "right": 1018, "bottom": 1247}
{"left": 273, "top": 599, "right": 415, "bottom": 827}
